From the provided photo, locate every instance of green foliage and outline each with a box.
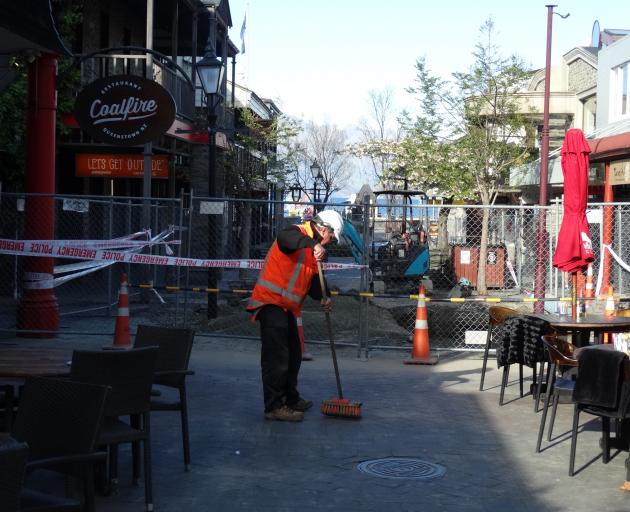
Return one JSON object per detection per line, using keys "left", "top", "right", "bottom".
{"left": 0, "top": 0, "right": 83, "bottom": 190}
{"left": 0, "top": 72, "right": 27, "bottom": 190}
{"left": 351, "top": 18, "right": 535, "bottom": 205}
{"left": 225, "top": 108, "right": 301, "bottom": 196}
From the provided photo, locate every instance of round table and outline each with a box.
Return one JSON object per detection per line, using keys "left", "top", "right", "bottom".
{"left": 0, "top": 346, "right": 72, "bottom": 378}
{"left": 529, "top": 314, "right": 630, "bottom": 347}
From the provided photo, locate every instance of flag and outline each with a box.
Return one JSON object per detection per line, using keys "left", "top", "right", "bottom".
{"left": 240, "top": 13, "right": 246, "bottom": 54}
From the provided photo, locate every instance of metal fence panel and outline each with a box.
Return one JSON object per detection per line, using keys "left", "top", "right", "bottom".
{"left": 2, "top": 193, "right": 629, "bottom": 355}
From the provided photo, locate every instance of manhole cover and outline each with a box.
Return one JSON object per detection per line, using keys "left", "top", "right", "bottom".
{"left": 356, "top": 457, "right": 446, "bottom": 480}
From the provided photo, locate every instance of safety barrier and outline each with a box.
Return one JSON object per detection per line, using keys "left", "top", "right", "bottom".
{"left": 2, "top": 192, "right": 630, "bottom": 355}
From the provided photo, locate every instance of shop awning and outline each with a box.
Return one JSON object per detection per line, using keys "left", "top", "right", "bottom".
{"left": 588, "top": 132, "right": 630, "bottom": 163}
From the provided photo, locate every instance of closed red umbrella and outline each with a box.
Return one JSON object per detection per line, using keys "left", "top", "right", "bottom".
{"left": 552, "top": 128, "right": 594, "bottom": 317}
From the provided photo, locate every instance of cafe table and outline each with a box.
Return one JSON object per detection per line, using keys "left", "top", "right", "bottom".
{"left": 0, "top": 345, "right": 73, "bottom": 431}
{"left": 0, "top": 346, "right": 72, "bottom": 378}
{"left": 528, "top": 313, "right": 630, "bottom": 347}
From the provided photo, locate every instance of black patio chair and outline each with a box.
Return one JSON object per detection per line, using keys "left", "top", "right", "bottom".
{"left": 569, "top": 346, "right": 630, "bottom": 477}
{"left": 1, "top": 383, "right": 16, "bottom": 432}
{"left": 134, "top": 324, "right": 196, "bottom": 471}
{"left": 535, "top": 335, "right": 578, "bottom": 453}
{"left": 0, "top": 437, "right": 28, "bottom": 512}
{"left": 479, "top": 306, "right": 521, "bottom": 392}
{"left": 11, "top": 376, "right": 110, "bottom": 512}
{"left": 70, "top": 347, "right": 158, "bottom": 512}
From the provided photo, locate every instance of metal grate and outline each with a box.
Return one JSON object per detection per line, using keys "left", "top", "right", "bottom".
{"left": 356, "top": 457, "right": 446, "bottom": 480}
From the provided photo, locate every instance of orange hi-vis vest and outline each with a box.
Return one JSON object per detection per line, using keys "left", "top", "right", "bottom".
{"left": 247, "top": 222, "right": 318, "bottom": 317}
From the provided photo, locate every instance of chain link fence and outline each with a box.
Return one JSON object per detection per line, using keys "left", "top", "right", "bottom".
{"left": 1, "top": 192, "right": 629, "bottom": 355}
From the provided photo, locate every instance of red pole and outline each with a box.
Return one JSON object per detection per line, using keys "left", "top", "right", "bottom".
{"left": 602, "top": 161, "right": 613, "bottom": 295}
{"left": 16, "top": 53, "right": 60, "bottom": 337}
{"left": 533, "top": 5, "right": 555, "bottom": 313}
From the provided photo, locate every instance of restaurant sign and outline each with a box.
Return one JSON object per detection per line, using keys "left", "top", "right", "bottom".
{"left": 609, "top": 159, "right": 630, "bottom": 186}
{"left": 75, "top": 154, "right": 169, "bottom": 178}
{"left": 74, "top": 75, "right": 176, "bottom": 146}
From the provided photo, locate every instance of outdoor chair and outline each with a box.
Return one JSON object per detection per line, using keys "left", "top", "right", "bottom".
{"left": 10, "top": 376, "right": 110, "bottom": 512}
{"left": 70, "top": 347, "right": 158, "bottom": 512}
{"left": 134, "top": 324, "right": 196, "bottom": 470}
{"left": 1, "top": 383, "right": 15, "bottom": 432}
{"left": 479, "top": 306, "right": 521, "bottom": 392}
{"left": 569, "top": 346, "right": 630, "bottom": 478}
{"left": 494, "top": 314, "right": 549, "bottom": 406}
{"left": 0, "top": 437, "right": 28, "bottom": 512}
{"left": 535, "top": 335, "right": 578, "bottom": 453}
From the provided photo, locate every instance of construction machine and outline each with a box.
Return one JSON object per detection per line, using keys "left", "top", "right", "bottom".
{"left": 342, "top": 189, "right": 431, "bottom": 294}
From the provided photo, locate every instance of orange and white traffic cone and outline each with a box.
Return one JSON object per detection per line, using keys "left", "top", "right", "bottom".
{"left": 113, "top": 273, "right": 131, "bottom": 347}
{"left": 584, "top": 264, "right": 594, "bottom": 311}
{"left": 404, "top": 283, "right": 438, "bottom": 365}
{"left": 296, "top": 312, "right": 313, "bottom": 361}
{"left": 605, "top": 285, "right": 616, "bottom": 317}
{"left": 584, "top": 264, "right": 594, "bottom": 298}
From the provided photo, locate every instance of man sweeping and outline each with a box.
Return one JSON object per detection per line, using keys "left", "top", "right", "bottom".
{"left": 246, "top": 210, "right": 344, "bottom": 422}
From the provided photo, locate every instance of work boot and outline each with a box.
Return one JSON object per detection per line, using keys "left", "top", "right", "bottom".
{"left": 288, "top": 398, "right": 313, "bottom": 412}
{"left": 264, "top": 405, "right": 304, "bottom": 422}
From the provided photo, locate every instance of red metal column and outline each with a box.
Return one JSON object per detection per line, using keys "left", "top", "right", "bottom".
{"left": 602, "top": 161, "right": 613, "bottom": 295}
{"left": 16, "top": 53, "right": 59, "bottom": 337}
{"left": 533, "top": 5, "right": 555, "bottom": 313}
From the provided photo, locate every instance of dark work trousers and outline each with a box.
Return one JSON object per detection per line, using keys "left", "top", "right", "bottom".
{"left": 257, "top": 304, "right": 302, "bottom": 412}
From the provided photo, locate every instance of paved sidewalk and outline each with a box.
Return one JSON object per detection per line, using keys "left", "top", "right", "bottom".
{"left": 6, "top": 332, "right": 630, "bottom": 511}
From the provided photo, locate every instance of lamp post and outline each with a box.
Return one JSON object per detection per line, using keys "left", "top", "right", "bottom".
{"left": 289, "top": 161, "right": 326, "bottom": 215}
{"left": 533, "top": 4, "right": 569, "bottom": 313}
{"left": 310, "top": 160, "right": 324, "bottom": 209}
{"left": 197, "top": 9, "right": 225, "bottom": 319}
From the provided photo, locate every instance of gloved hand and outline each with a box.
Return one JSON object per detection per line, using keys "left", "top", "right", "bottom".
{"left": 313, "top": 243, "right": 326, "bottom": 261}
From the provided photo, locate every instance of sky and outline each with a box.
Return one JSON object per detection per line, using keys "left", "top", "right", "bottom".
{"left": 226, "top": 0, "right": 630, "bottom": 131}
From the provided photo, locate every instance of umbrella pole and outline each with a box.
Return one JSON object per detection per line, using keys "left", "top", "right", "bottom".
{"left": 571, "top": 272, "right": 578, "bottom": 320}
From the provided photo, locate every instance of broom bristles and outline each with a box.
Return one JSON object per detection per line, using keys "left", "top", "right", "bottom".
{"left": 321, "top": 398, "right": 362, "bottom": 418}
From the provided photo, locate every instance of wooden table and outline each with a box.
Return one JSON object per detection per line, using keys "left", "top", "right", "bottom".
{"left": 528, "top": 314, "right": 630, "bottom": 347}
{"left": 0, "top": 346, "right": 72, "bottom": 378}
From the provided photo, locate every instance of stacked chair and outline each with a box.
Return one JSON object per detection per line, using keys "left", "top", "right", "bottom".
{"left": 494, "top": 314, "right": 550, "bottom": 406}
{"left": 479, "top": 306, "right": 521, "bottom": 392}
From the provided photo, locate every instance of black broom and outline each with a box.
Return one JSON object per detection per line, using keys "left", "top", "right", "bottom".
{"left": 317, "top": 260, "right": 362, "bottom": 418}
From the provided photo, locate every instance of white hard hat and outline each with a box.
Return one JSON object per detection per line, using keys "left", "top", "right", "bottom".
{"left": 314, "top": 210, "right": 344, "bottom": 242}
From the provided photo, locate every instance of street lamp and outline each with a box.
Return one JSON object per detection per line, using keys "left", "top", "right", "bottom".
{"left": 533, "top": 4, "right": 569, "bottom": 313}
{"left": 310, "top": 160, "right": 325, "bottom": 208}
{"left": 197, "top": 9, "right": 225, "bottom": 320}
{"left": 288, "top": 161, "right": 326, "bottom": 212}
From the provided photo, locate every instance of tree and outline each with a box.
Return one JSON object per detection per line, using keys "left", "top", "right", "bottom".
{"left": 357, "top": 88, "right": 403, "bottom": 187}
{"left": 224, "top": 108, "right": 301, "bottom": 270}
{"left": 292, "top": 121, "right": 352, "bottom": 203}
{"left": 350, "top": 19, "right": 535, "bottom": 294}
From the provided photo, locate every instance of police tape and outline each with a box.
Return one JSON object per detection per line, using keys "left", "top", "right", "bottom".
{"left": 0, "top": 238, "right": 366, "bottom": 271}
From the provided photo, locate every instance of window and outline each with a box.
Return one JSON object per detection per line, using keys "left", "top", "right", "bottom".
{"left": 611, "top": 61, "right": 630, "bottom": 120}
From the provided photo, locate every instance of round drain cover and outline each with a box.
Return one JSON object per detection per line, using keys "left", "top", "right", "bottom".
{"left": 356, "top": 457, "right": 446, "bottom": 481}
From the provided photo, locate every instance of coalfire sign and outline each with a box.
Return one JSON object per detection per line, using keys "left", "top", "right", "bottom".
{"left": 75, "top": 154, "right": 169, "bottom": 178}
{"left": 74, "top": 75, "right": 176, "bottom": 146}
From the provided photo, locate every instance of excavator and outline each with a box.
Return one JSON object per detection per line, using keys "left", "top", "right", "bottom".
{"left": 341, "top": 190, "right": 431, "bottom": 294}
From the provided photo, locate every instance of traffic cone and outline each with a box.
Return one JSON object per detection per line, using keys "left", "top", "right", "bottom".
{"left": 605, "top": 285, "right": 616, "bottom": 317}
{"left": 296, "top": 312, "right": 313, "bottom": 361}
{"left": 404, "top": 283, "right": 438, "bottom": 365}
{"left": 584, "top": 264, "right": 594, "bottom": 298}
{"left": 113, "top": 273, "right": 131, "bottom": 347}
